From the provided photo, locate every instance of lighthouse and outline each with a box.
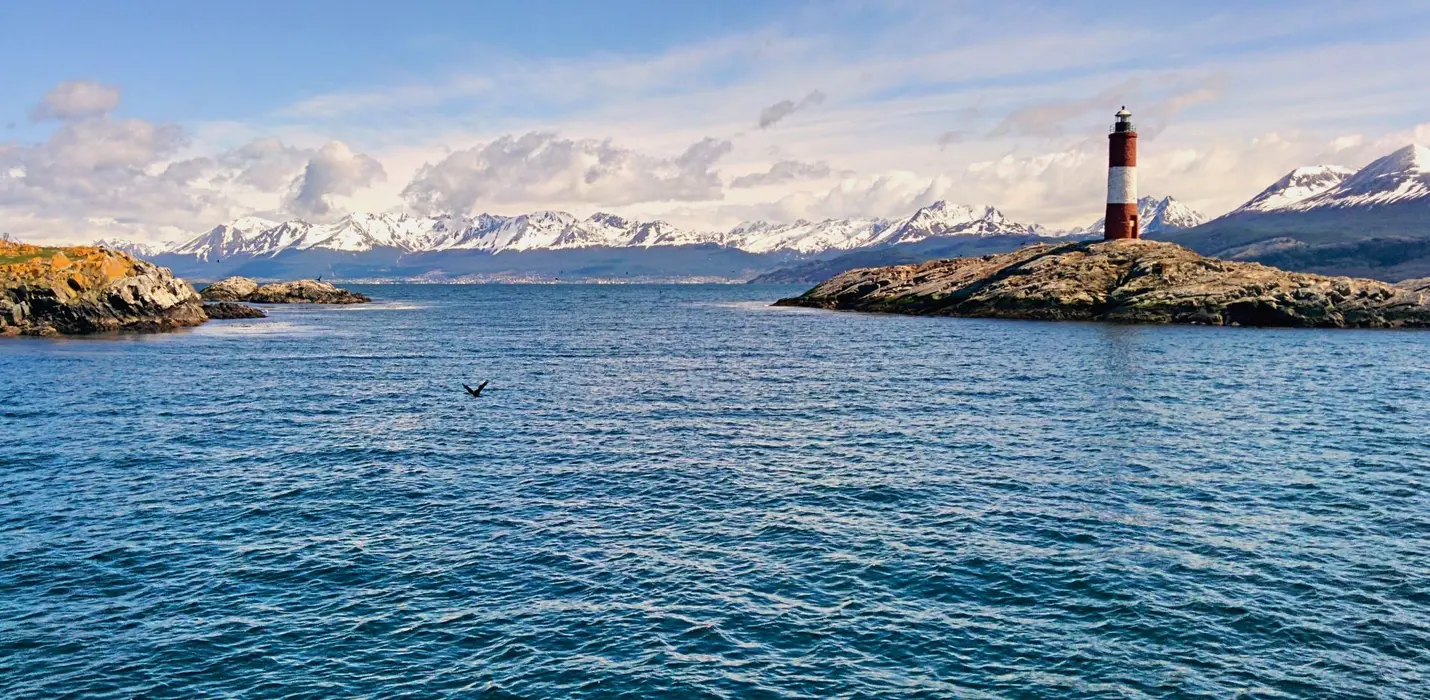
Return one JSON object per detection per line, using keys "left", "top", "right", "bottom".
{"left": 1105, "top": 107, "right": 1139, "bottom": 240}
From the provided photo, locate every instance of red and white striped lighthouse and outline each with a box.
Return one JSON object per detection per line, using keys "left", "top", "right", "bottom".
{"left": 1105, "top": 107, "right": 1139, "bottom": 240}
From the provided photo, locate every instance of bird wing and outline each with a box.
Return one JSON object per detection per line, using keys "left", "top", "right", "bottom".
{"left": 462, "top": 384, "right": 476, "bottom": 396}
{"left": 477, "top": 380, "right": 490, "bottom": 393}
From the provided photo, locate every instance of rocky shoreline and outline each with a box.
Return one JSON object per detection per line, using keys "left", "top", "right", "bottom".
{"left": 1, "top": 241, "right": 207, "bottom": 337}
{"left": 775, "top": 240, "right": 1430, "bottom": 329}
{"left": 201, "top": 276, "right": 370, "bottom": 304}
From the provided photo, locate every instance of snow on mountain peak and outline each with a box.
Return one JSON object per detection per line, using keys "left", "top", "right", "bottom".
{"left": 1234, "top": 165, "right": 1356, "bottom": 214}
{"left": 1361, "top": 143, "right": 1430, "bottom": 176}
{"left": 228, "top": 216, "right": 280, "bottom": 232}
{"left": 1284, "top": 144, "right": 1430, "bottom": 211}
{"left": 858, "top": 201, "right": 1040, "bottom": 246}
{"left": 93, "top": 238, "right": 167, "bottom": 257}
{"left": 1336, "top": 144, "right": 1430, "bottom": 189}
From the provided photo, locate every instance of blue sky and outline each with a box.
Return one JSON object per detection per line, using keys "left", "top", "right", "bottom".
{"left": 4, "top": 0, "right": 1430, "bottom": 244}
{"left": 1, "top": 1, "right": 789, "bottom": 128}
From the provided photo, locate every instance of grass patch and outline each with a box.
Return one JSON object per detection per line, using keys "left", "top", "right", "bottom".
{"left": 0, "top": 247, "right": 65, "bottom": 265}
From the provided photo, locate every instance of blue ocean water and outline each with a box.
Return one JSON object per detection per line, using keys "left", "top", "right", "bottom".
{"left": 2, "top": 284, "right": 1429, "bottom": 698}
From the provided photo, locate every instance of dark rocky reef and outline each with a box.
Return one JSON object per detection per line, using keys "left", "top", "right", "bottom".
{"left": 203, "top": 302, "right": 267, "bottom": 319}
{"left": 1, "top": 241, "right": 206, "bottom": 337}
{"left": 775, "top": 239, "right": 1430, "bottom": 329}
{"left": 201, "top": 276, "right": 370, "bottom": 304}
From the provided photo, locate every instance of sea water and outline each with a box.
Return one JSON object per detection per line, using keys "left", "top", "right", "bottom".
{"left": 2, "top": 284, "right": 1428, "bottom": 697}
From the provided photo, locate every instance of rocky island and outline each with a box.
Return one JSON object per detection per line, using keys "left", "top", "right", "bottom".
{"left": 1, "top": 240, "right": 208, "bottom": 336}
{"left": 201, "top": 276, "right": 370, "bottom": 304}
{"left": 775, "top": 239, "right": 1430, "bottom": 329}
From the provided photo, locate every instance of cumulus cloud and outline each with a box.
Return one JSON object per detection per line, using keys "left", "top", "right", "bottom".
{"left": 0, "top": 110, "right": 235, "bottom": 242}
{"left": 285, "top": 141, "right": 386, "bottom": 219}
{"left": 730, "top": 160, "right": 841, "bottom": 188}
{"left": 401, "top": 132, "right": 733, "bottom": 214}
{"left": 217, "top": 137, "right": 314, "bottom": 191}
{"left": 758, "top": 90, "right": 827, "bottom": 129}
{"left": 29, "top": 80, "right": 123, "bottom": 122}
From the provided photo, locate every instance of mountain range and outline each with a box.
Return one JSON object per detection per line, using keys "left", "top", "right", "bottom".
{"left": 128, "top": 202, "right": 1068, "bottom": 282}
{"left": 97, "top": 142, "right": 1430, "bottom": 283}
{"left": 155, "top": 201, "right": 1046, "bottom": 261}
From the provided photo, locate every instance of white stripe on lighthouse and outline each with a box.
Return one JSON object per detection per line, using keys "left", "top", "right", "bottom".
{"left": 1107, "top": 167, "right": 1137, "bottom": 204}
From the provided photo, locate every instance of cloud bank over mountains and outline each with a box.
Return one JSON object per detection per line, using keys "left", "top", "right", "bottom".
{"left": 401, "top": 133, "right": 733, "bottom": 215}
{"left": 3, "top": 1, "right": 1430, "bottom": 245}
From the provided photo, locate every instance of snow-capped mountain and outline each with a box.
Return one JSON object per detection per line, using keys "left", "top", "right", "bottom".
{"left": 1232, "top": 165, "right": 1357, "bottom": 213}
{"left": 142, "top": 201, "right": 1046, "bottom": 262}
{"left": 168, "top": 216, "right": 279, "bottom": 260}
{"left": 1220, "top": 145, "right": 1430, "bottom": 217}
{"left": 1288, "top": 144, "right": 1430, "bottom": 211}
{"left": 1083, "top": 196, "right": 1206, "bottom": 235}
{"left": 880, "top": 202, "right": 1047, "bottom": 245}
{"left": 718, "top": 203, "right": 1050, "bottom": 255}
{"left": 724, "top": 217, "right": 890, "bottom": 254}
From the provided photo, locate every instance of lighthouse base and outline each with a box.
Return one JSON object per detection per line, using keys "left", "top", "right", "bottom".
{"left": 1104, "top": 203, "right": 1140, "bottom": 240}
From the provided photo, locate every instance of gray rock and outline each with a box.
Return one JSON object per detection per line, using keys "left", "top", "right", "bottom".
{"left": 200, "top": 276, "right": 370, "bottom": 304}
{"left": 200, "top": 276, "right": 260, "bottom": 301}
{"left": 246, "top": 280, "right": 370, "bottom": 304}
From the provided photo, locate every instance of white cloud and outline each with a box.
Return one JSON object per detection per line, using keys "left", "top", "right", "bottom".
{"left": 0, "top": 112, "right": 208, "bottom": 228}
{"left": 29, "top": 80, "right": 123, "bottom": 122}
{"left": 287, "top": 140, "right": 386, "bottom": 219}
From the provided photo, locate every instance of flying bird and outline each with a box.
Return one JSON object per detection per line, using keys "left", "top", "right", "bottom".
{"left": 463, "top": 381, "right": 489, "bottom": 398}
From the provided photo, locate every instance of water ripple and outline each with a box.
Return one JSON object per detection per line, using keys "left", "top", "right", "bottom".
{"left": 2, "top": 284, "right": 1429, "bottom": 698}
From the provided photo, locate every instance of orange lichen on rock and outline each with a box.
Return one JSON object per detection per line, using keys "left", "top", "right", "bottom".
{"left": 1, "top": 240, "right": 204, "bottom": 336}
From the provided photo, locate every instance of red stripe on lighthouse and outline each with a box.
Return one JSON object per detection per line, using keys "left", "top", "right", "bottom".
{"left": 1109, "top": 133, "right": 1137, "bottom": 168}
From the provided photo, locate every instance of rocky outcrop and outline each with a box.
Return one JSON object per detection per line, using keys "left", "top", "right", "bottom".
{"left": 203, "top": 302, "right": 266, "bottom": 319}
{"left": 200, "top": 276, "right": 259, "bottom": 301}
{"left": 200, "top": 276, "right": 369, "bottom": 304}
{"left": 775, "top": 239, "right": 1430, "bottom": 329}
{"left": 1, "top": 241, "right": 206, "bottom": 336}
{"left": 1398, "top": 277, "right": 1430, "bottom": 294}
